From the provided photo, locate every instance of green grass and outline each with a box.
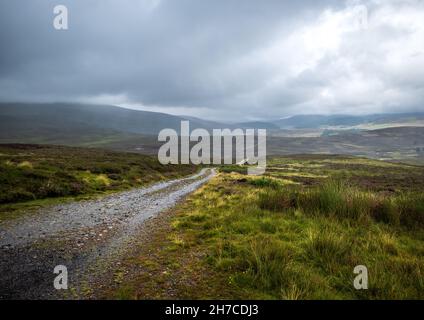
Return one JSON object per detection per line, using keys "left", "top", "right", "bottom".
{"left": 0, "top": 144, "right": 196, "bottom": 219}
{"left": 6, "top": 147, "right": 420, "bottom": 299}
{"left": 116, "top": 156, "right": 423, "bottom": 299}
{"left": 257, "top": 180, "right": 424, "bottom": 230}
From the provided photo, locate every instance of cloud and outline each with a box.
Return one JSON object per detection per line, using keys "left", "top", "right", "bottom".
{"left": 0, "top": 0, "right": 423, "bottom": 120}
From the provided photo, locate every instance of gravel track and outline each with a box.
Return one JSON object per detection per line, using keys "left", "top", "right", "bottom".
{"left": 0, "top": 168, "right": 215, "bottom": 299}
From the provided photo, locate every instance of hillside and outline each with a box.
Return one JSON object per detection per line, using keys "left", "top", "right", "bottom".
{"left": 272, "top": 113, "right": 424, "bottom": 129}
{"left": 267, "top": 126, "right": 424, "bottom": 162}
{"left": 1, "top": 103, "right": 424, "bottom": 162}
{"left": 0, "top": 103, "right": 228, "bottom": 139}
{"left": 2, "top": 103, "right": 423, "bottom": 141}
{"left": 0, "top": 144, "right": 196, "bottom": 217}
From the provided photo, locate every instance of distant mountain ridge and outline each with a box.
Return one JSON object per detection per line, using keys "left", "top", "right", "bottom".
{"left": 0, "top": 103, "right": 217, "bottom": 136}
{"left": 272, "top": 113, "right": 424, "bottom": 129}
{"left": 1, "top": 102, "right": 424, "bottom": 162}
{"left": 1, "top": 103, "right": 423, "bottom": 142}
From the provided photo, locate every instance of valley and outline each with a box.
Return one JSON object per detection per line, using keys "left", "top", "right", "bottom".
{"left": 1, "top": 103, "right": 424, "bottom": 163}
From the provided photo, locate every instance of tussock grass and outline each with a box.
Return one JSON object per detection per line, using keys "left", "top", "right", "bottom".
{"left": 166, "top": 160, "right": 424, "bottom": 299}
{"left": 17, "top": 161, "right": 33, "bottom": 169}
{"left": 396, "top": 193, "right": 424, "bottom": 229}
{"left": 107, "top": 156, "right": 423, "bottom": 299}
{"left": 244, "top": 236, "right": 295, "bottom": 291}
{"left": 303, "top": 227, "right": 352, "bottom": 273}
{"left": 249, "top": 177, "right": 282, "bottom": 189}
{"left": 258, "top": 180, "right": 424, "bottom": 230}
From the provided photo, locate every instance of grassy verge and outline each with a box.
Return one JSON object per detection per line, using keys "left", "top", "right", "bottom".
{"left": 0, "top": 144, "right": 196, "bottom": 220}
{"left": 109, "top": 156, "right": 423, "bottom": 299}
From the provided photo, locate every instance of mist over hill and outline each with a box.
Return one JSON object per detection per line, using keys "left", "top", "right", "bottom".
{"left": 1, "top": 102, "right": 423, "bottom": 162}
{"left": 1, "top": 102, "right": 423, "bottom": 134}
{"left": 0, "top": 103, "right": 221, "bottom": 136}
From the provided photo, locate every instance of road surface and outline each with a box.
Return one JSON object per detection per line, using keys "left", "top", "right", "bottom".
{"left": 0, "top": 168, "right": 215, "bottom": 299}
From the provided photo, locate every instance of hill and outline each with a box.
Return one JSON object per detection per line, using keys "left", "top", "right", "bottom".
{"left": 0, "top": 102, "right": 223, "bottom": 138}
{"left": 1, "top": 103, "right": 424, "bottom": 162}
{"left": 267, "top": 126, "right": 424, "bottom": 162}
{"left": 272, "top": 113, "right": 424, "bottom": 129}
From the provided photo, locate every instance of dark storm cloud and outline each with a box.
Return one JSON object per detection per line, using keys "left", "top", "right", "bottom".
{"left": 0, "top": 0, "right": 423, "bottom": 120}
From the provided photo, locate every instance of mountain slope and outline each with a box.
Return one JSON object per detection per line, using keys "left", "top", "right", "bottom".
{"left": 0, "top": 103, "right": 221, "bottom": 137}
{"left": 272, "top": 113, "right": 424, "bottom": 129}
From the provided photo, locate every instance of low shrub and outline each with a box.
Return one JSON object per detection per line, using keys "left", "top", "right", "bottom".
{"left": 0, "top": 189, "right": 35, "bottom": 203}
{"left": 249, "top": 177, "right": 281, "bottom": 189}
{"left": 396, "top": 193, "right": 424, "bottom": 229}
{"left": 258, "top": 189, "right": 297, "bottom": 211}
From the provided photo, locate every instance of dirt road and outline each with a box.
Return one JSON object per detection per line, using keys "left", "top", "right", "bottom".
{"left": 0, "top": 168, "right": 215, "bottom": 299}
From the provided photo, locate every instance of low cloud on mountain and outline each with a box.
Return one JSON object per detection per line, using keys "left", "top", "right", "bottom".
{"left": 0, "top": 0, "right": 423, "bottom": 121}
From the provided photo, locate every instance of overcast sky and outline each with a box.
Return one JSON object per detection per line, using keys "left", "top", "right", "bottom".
{"left": 0, "top": 0, "right": 423, "bottom": 121}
